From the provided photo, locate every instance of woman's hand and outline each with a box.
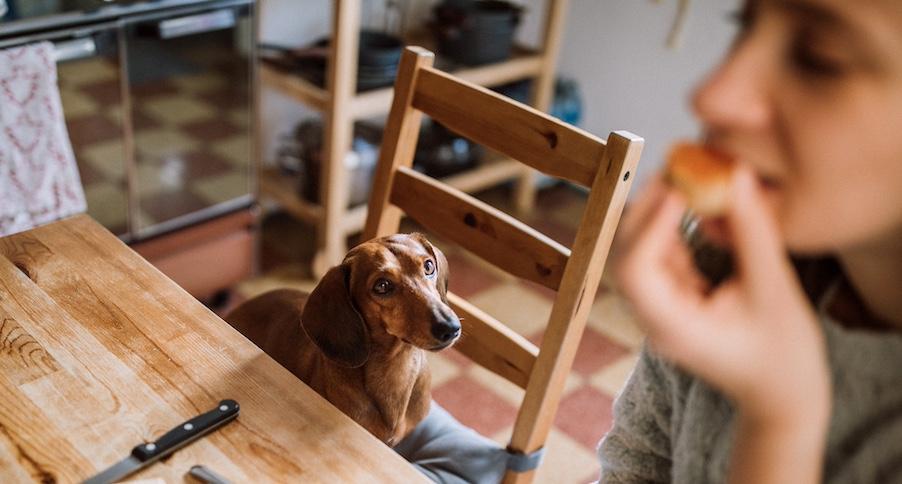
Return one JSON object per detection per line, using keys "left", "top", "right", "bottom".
{"left": 613, "top": 165, "right": 831, "bottom": 482}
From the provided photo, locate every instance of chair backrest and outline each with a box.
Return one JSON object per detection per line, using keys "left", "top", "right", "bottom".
{"left": 363, "top": 46, "right": 643, "bottom": 483}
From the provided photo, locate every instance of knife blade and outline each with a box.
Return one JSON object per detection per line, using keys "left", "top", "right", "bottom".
{"left": 82, "top": 399, "right": 239, "bottom": 484}
{"left": 188, "top": 464, "right": 232, "bottom": 484}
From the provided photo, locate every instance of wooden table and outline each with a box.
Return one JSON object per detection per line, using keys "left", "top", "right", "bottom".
{"left": 0, "top": 215, "right": 428, "bottom": 483}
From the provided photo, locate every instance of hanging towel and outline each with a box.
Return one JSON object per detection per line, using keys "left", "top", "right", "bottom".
{"left": 0, "top": 41, "right": 87, "bottom": 236}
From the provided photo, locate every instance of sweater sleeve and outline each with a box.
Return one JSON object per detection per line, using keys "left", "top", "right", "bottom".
{"left": 597, "top": 346, "right": 676, "bottom": 483}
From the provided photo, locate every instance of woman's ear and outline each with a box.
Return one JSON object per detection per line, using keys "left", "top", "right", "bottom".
{"left": 413, "top": 233, "right": 450, "bottom": 303}
{"left": 300, "top": 262, "right": 370, "bottom": 368}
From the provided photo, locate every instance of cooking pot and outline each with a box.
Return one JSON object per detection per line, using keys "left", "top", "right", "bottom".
{"left": 432, "top": 0, "right": 523, "bottom": 65}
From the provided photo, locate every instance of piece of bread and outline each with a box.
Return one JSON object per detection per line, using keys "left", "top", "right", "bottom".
{"left": 666, "top": 142, "right": 736, "bottom": 217}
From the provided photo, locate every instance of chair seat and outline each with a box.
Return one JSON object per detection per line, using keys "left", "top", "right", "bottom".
{"left": 394, "top": 401, "right": 511, "bottom": 484}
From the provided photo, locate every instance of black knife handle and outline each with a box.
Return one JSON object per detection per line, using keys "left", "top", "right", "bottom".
{"left": 131, "top": 399, "right": 239, "bottom": 462}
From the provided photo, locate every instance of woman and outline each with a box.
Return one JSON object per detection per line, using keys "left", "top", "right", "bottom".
{"left": 603, "top": 0, "right": 902, "bottom": 482}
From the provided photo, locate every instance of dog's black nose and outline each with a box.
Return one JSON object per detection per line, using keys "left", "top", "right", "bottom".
{"left": 431, "top": 320, "right": 461, "bottom": 343}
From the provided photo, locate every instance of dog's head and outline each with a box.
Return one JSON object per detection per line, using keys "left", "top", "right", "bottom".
{"left": 300, "top": 233, "right": 461, "bottom": 368}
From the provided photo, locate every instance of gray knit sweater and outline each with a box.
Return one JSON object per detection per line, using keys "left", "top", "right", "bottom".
{"left": 598, "top": 311, "right": 902, "bottom": 483}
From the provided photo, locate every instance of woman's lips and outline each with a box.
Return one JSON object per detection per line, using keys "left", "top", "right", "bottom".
{"left": 759, "top": 175, "right": 781, "bottom": 190}
{"left": 757, "top": 175, "right": 784, "bottom": 204}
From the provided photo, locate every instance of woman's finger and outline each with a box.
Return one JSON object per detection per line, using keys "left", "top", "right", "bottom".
{"left": 726, "top": 166, "right": 795, "bottom": 295}
{"left": 664, "top": 242, "right": 711, "bottom": 296}
{"left": 619, "top": 191, "right": 701, "bottom": 331}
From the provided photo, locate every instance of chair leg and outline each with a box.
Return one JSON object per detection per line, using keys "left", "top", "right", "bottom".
{"left": 503, "top": 469, "right": 536, "bottom": 484}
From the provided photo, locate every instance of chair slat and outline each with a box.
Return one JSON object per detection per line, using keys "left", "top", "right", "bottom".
{"left": 412, "top": 66, "right": 606, "bottom": 188}
{"left": 390, "top": 167, "right": 570, "bottom": 290}
{"left": 448, "top": 292, "right": 538, "bottom": 389}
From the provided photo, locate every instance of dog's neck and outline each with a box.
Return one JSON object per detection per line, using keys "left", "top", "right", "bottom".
{"left": 362, "top": 332, "right": 431, "bottom": 445}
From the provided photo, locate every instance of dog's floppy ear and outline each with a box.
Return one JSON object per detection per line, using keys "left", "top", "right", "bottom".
{"left": 301, "top": 262, "right": 370, "bottom": 368}
{"left": 412, "top": 233, "right": 450, "bottom": 303}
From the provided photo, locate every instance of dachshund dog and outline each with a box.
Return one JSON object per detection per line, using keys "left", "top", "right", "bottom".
{"left": 226, "top": 233, "right": 461, "bottom": 445}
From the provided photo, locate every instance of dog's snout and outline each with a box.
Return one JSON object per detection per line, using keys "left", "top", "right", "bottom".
{"left": 431, "top": 319, "right": 461, "bottom": 343}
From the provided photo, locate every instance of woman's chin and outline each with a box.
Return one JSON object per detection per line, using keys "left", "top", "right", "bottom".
{"left": 782, "top": 225, "right": 837, "bottom": 256}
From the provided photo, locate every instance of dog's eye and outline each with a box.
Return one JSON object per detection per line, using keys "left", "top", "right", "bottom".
{"left": 424, "top": 259, "right": 436, "bottom": 276}
{"left": 372, "top": 278, "right": 394, "bottom": 295}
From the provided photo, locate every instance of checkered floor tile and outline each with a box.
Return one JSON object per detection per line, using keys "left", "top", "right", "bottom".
{"left": 234, "top": 184, "right": 645, "bottom": 483}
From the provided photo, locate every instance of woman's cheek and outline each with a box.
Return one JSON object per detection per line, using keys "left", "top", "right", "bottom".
{"left": 779, "top": 190, "right": 832, "bottom": 253}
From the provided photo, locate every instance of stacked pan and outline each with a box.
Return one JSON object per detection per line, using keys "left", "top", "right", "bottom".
{"left": 356, "top": 31, "right": 403, "bottom": 90}
{"left": 259, "top": 30, "right": 403, "bottom": 92}
{"left": 431, "top": 0, "right": 523, "bottom": 66}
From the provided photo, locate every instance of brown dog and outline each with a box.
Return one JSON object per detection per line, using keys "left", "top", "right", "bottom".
{"left": 226, "top": 233, "right": 461, "bottom": 445}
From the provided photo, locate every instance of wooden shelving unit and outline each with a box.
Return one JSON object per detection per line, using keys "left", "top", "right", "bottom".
{"left": 259, "top": 43, "right": 544, "bottom": 120}
{"left": 258, "top": 0, "right": 570, "bottom": 275}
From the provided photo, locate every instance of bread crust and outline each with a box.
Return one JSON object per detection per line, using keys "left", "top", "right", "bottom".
{"left": 667, "top": 142, "right": 735, "bottom": 216}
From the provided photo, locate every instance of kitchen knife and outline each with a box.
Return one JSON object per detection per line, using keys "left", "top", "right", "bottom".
{"left": 82, "top": 399, "right": 239, "bottom": 484}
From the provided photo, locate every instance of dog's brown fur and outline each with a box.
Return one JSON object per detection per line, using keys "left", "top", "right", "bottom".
{"left": 226, "top": 233, "right": 460, "bottom": 445}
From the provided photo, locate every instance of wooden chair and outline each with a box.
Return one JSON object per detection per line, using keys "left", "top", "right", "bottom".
{"left": 363, "top": 46, "right": 643, "bottom": 484}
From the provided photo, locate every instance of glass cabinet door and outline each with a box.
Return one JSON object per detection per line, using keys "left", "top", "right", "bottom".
{"left": 57, "top": 27, "right": 130, "bottom": 237}
{"left": 123, "top": 3, "right": 253, "bottom": 237}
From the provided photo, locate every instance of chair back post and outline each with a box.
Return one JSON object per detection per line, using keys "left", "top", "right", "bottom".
{"left": 362, "top": 47, "right": 434, "bottom": 241}
{"left": 503, "top": 131, "right": 643, "bottom": 483}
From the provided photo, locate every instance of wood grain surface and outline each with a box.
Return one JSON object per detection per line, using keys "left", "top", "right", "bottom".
{"left": 411, "top": 66, "right": 606, "bottom": 188}
{"left": 0, "top": 215, "right": 427, "bottom": 483}
{"left": 390, "top": 166, "right": 570, "bottom": 291}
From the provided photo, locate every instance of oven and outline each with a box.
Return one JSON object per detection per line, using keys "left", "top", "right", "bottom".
{"left": 1, "top": 0, "right": 257, "bottom": 300}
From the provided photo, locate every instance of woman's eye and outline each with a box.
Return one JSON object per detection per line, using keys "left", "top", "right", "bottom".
{"left": 424, "top": 259, "right": 436, "bottom": 276}
{"left": 727, "top": 2, "right": 756, "bottom": 37}
{"left": 372, "top": 278, "right": 394, "bottom": 295}
{"left": 787, "top": 29, "right": 848, "bottom": 78}
{"left": 789, "top": 33, "right": 848, "bottom": 78}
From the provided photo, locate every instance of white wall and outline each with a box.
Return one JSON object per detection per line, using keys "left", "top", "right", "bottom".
{"left": 257, "top": 0, "right": 328, "bottom": 162}
{"left": 258, "top": 0, "right": 740, "bottom": 191}
{"left": 556, "top": 0, "right": 739, "bottom": 190}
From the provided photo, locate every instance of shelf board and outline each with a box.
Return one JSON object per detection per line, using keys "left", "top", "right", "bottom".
{"left": 444, "top": 156, "right": 524, "bottom": 194}
{"left": 259, "top": 167, "right": 366, "bottom": 234}
{"left": 260, "top": 157, "right": 525, "bottom": 235}
{"left": 260, "top": 44, "right": 544, "bottom": 120}
{"left": 259, "top": 168, "right": 322, "bottom": 224}
{"left": 260, "top": 63, "right": 329, "bottom": 113}
{"left": 446, "top": 50, "right": 544, "bottom": 90}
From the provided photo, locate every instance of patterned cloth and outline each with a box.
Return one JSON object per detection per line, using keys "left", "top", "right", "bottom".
{"left": 0, "top": 42, "right": 86, "bottom": 236}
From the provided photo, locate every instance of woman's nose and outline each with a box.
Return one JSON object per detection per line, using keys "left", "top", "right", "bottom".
{"left": 691, "top": 38, "right": 773, "bottom": 132}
